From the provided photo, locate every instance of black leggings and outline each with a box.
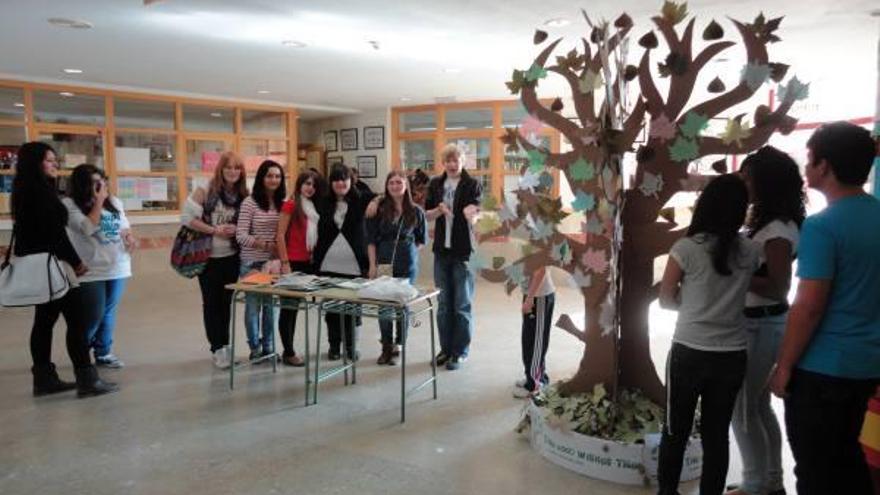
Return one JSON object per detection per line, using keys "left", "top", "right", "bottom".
{"left": 657, "top": 343, "right": 746, "bottom": 495}
{"left": 30, "top": 287, "right": 91, "bottom": 368}
{"left": 197, "top": 255, "right": 239, "bottom": 352}
{"left": 278, "top": 261, "right": 312, "bottom": 357}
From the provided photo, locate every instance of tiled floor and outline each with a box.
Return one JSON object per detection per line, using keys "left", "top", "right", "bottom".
{"left": 0, "top": 248, "right": 796, "bottom": 495}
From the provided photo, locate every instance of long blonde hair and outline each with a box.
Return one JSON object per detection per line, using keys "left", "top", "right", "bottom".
{"left": 208, "top": 151, "right": 248, "bottom": 199}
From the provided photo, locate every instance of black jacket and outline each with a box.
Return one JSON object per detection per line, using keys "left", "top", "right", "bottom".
{"left": 11, "top": 195, "right": 81, "bottom": 268}
{"left": 312, "top": 192, "right": 374, "bottom": 276}
{"left": 425, "top": 170, "right": 482, "bottom": 260}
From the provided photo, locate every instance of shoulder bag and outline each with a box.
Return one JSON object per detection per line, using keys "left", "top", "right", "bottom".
{"left": 0, "top": 233, "right": 76, "bottom": 307}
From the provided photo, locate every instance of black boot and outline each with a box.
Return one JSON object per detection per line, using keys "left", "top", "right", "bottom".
{"left": 32, "top": 363, "right": 76, "bottom": 397}
{"left": 75, "top": 365, "right": 119, "bottom": 398}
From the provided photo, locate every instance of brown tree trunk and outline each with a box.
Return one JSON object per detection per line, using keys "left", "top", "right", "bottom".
{"left": 558, "top": 299, "right": 617, "bottom": 396}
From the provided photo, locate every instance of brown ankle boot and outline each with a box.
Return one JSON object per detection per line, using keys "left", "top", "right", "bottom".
{"left": 377, "top": 344, "right": 396, "bottom": 365}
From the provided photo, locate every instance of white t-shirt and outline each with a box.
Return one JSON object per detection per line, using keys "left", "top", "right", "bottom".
{"left": 745, "top": 219, "right": 800, "bottom": 307}
{"left": 63, "top": 197, "right": 132, "bottom": 282}
{"left": 442, "top": 177, "right": 459, "bottom": 249}
{"left": 669, "top": 233, "right": 761, "bottom": 351}
{"left": 530, "top": 267, "right": 557, "bottom": 297}
{"left": 181, "top": 190, "right": 238, "bottom": 259}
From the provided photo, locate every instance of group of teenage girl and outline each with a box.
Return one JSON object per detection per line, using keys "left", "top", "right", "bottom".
{"left": 183, "top": 149, "right": 428, "bottom": 370}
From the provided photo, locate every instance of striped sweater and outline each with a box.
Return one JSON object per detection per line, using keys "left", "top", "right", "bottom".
{"left": 236, "top": 196, "right": 279, "bottom": 264}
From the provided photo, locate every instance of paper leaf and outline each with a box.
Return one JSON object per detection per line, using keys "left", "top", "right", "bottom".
{"left": 679, "top": 112, "right": 709, "bottom": 139}
{"left": 623, "top": 65, "right": 638, "bottom": 81}
{"left": 506, "top": 69, "right": 526, "bottom": 94}
{"left": 520, "top": 243, "right": 538, "bottom": 258}
{"left": 491, "top": 256, "right": 506, "bottom": 270}
{"left": 703, "top": 19, "right": 724, "bottom": 40}
{"left": 578, "top": 69, "right": 604, "bottom": 94}
{"left": 481, "top": 194, "right": 498, "bottom": 211}
{"left": 520, "top": 114, "right": 544, "bottom": 137}
{"left": 638, "top": 171, "right": 664, "bottom": 199}
{"left": 636, "top": 145, "right": 656, "bottom": 163}
{"left": 552, "top": 240, "right": 573, "bottom": 265}
{"left": 501, "top": 128, "right": 520, "bottom": 148}
{"left": 569, "top": 158, "right": 596, "bottom": 182}
{"left": 707, "top": 76, "right": 726, "bottom": 93}
{"left": 571, "top": 190, "right": 596, "bottom": 212}
{"left": 649, "top": 114, "right": 677, "bottom": 142}
{"left": 550, "top": 97, "right": 564, "bottom": 112}
{"left": 638, "top": 31, "right": 658, "bottom": 49}
{"left": 740, "top": 62, "right": 771, "bottom": 91}
{"left": 518, "top": 170, "right": 541, "bottom": 191}
{"left": 584, "top": 215, "right": 604, "bottom": 235}
{"left": 476, "top": 214, "right": 502, "bottom": 235}
{"left": 614, "top": 13, "right": 633, "bottom": 29}
{"left": 582, "top": 248, "right": 609, "bottom": 274}
{"left": 538, "top": 172, "right": 554, "bottom": 189}
{"left": 504, "top": 263, "right": 526, "bottom": 286}
{"left": 661, "top": 1, "right": 689, "bottom": 25}
{"left": 719, "top": 118, "right": 753, "bottom": 146}
{"left": 527, "top": 149, "right": 546, "bottom": 173}
{"left": 777, "top": 76, "right": 810, "bottom": 103}
{"left": 530, "top": 218, "right": 555, "bottom": 241}
{"left": 769, "top": 62, "right": 789, "bottom": 83}
{"left": 711, "top": 158, "right": 727, "bottom": 173}
{"left": 524, "top": 63, "right": 548, "bottom": 82}
{"left": 555, "top": 49, "right": 584, "bottom": 71}
{"left": 570, "top": 268, "right": 593, "bottom": 288}
{"left": 499, "top": 203, "right": 518, "bottom": 222}
{"left": 533, "top": 30, "right": 548, "bottom": 44}
{"left": 669, "top": 136, "right": 699, "bottom": 162}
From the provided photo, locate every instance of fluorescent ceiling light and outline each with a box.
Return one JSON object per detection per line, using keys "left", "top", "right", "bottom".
{"left": 13, "top": 102, "right": 25, "bottom": 108}
{"left": 544, "top": 18, "right": 570, "bottom": 28}
{"left": 47, "top": 17, "right": 93, "bottom": 29}
{"left": 59, "top": 92, "right": 75, "bottom": 97}
{"left": 281, "top": 40, "right": 307, "bottom": 48}
{"left": 63, "top": 68, "right": 83, "bottom": 74}
{"left": 257, "top": 90, "right": 271, "bottom": 94}
{"left": 210, "top": 112, "right": 222, "bottom": 117}
{"left": 442, "top": 68, "right": 461, "bottom": 74}
{"left": 399, "top": 97, "right": 412, "bottom": 102}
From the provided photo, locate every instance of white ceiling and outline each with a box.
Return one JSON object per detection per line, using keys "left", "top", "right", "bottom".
{"left": 0, "top": 0, "right": 877, "bottom": 121}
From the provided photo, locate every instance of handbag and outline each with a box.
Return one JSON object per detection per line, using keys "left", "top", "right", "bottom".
{"left": 377, "top": 219, "right": 403, "bottom": 278}
{"left": 170, "top": 225, "right": 213, "bottom": 278}
{"left": 0, "top": 233, "right": 75, "bottom": 307}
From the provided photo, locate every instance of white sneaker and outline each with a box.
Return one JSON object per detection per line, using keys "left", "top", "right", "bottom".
{"left": 213, "top": 347, "right": 231, "bottom": 369}
{"left": 513, "top": 386, "right": 536, "bottom": 399}
{"left": 514, "top": 378, "right": 527, "bottom": 389}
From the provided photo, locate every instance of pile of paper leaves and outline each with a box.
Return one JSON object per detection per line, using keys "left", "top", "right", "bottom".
{"left": 519, "top": 383, "right": 685, "bottom": 443}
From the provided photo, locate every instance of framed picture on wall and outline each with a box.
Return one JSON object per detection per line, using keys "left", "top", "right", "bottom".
{"left": 327, "top": 154, "right": 344, "bottom": 167}
{"left": 363, "top": 126, "right": 385, "bottom": 150}
{"left": 356, "top": 155, "right": 377, "bottom": 178}
{"left": 324, "top": 131, "right": 338, "bottom": 152}
{"left": 340, "top": 128, "right": 358, "bottom": 151}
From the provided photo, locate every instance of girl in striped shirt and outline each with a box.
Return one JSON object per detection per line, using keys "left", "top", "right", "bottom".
{"left": 236, "top": 160, "right": 286, "bottom": 361}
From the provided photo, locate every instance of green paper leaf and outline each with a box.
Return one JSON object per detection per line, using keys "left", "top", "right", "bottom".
{"left": 578, "top": 69, "right": 604, "bottom": 93}
{"left": 524, "top": 63, "right": 548, "bottom": 82}
{"left": 777, "top": 76, "right": 810, "bottom": 103}
{"left": 505, "top": 69, "right": 526, "bottom": 94}
{"left": 551, "top": 240, "right": 572, "bottom": 265}
{"left": 569, "top": 157, "right": 596, "bottom": 182}
{"left": 679, "top": 112, "right": 709, "bottom": 138}
{"left": 669, "top": 136, "right": 699, "bottom": 162}
{"left": 571, "top": 190, "right": 596, "bottom": 212}
{"left": 719, "top": 118, "right": 753, "bottom": 146}
{"left": 481, "top": 194, "right": 498, "bottom": 210}
{"left": 491, "top": 256, "right": 506, "bottom": 270}
{"left": 475, "top": 214, "right": 502, "bottom": 235}
{"left": 527, "top": 149, "right": 546, "bottom": 173}
{"left": 740, "top": 62, "right": 771, "bottom": 91}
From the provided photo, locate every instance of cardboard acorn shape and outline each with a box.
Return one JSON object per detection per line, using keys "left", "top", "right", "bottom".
{"left": 478, "top": 2, "right": 802, "bottom": 404}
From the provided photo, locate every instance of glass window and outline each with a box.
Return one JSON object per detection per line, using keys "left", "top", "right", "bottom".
{"left": 242, "top": 110, "right": 286, "bottom": 136}
{"left": 445, "top": 108, "right": 493, "bottom": 130}
{"left": 399, "top": 111, "right": 436, "bottom": 133}
{"left": 0, "top": 86, "right": 25, "bottom": 121}
{"left": 502, "top": 103, "right": 536, "bottom": 128}
{"left": 0, "top": 126, "right": 26, "bottom": 171}
{"left": 400, "top": 139, "right": 434, "bottom": 171}
{"left": 504, "top": 136, "right": 551, "bottom": 172}
{"left": 38, "top": 132, "right": 104, "bottom": 170}
{"left": 241, "top": 139, "right": 287, "bottom": 176}
{"left": 114, "top": 98, "right": 174, "bottom": 129}
{"left": 186, "top": 139, "right": 230, "bottom": 173}
{"left": 115, "top": 133, "right": 176, "bottom": 173}
{"left": 473, "top": 173, "right": 491, "bottom": 194}
{"left": 183, "top": 105, "right": 234, "bottom": 133}
{"left": 446, "top": 138, "right": 490, "bottom": 170}
{"left": 116, "top": 176, "right": 179, "bottom": 212}
{"left": 0, "top": 175, "right": 12, "bottom": 215}
{"left": 33, "top": 90, "right": 105, "bottom": 126}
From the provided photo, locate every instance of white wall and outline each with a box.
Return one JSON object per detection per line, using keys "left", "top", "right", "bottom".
{"left": 301, "top": 109, "right": 392, "bottom": 191}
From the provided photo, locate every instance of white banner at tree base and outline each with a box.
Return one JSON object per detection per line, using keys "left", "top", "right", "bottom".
{"left": 528, "top": 402, "right": 702, "bottom": 485}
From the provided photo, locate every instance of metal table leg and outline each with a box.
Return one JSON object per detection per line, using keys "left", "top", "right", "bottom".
{"left": 229, "top": 290, "right": 239, "bottom": 390}
{"left": 401, "top": 309, "right": 409, "bottom": 423}
{"left": 428, "top": 299, "right": 437, "bottom": 400}
{"left": 304, "top": 298, "right": 311, "bottom": 407}
{"left": 314, "top": 303, "right": 323, "bottom": 405}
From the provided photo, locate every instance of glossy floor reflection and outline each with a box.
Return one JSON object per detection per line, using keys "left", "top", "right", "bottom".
{"left": 0, "top": 248, "right": 795, "bottom": 495}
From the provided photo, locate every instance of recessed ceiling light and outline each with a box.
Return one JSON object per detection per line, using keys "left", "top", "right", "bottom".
{"left": 544, "top": 18, "right": 570, "bottom": 28}
{"left": 257, "top": 90, "right": 271, "bottom": 95}
{"left": 47, "top": 17, "right": 93, "bottom": 29}
{"left": 281, "top": 40, "right": 307, "bottom": 48}
{"left": 210, "top": 112, "right": 222, "bottom": 118}
{"left": 399, "top": 97, "right": 412, "bottom": 102}
{"left": 62, "top": 68, "right": 83, "bottom": 74}
{"left": 13, "top": 102, "right": 25, "bottom": 108}
{"left": 434, "top": 96, "right": 457, "bottom": 104}
{"left": 442, "top": 68, "right": 462, "bottom": 74}
{"left": 59, "top": 92, "right": 75, "bottom": 97}
{"left": 368, "top": 40, "right": 380, "bottom": 50}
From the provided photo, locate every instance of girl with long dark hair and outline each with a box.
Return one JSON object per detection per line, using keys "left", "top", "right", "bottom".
{"left": 312, "top": 164, "right": 374, "bottom": 360}
{"left": 182, "top": 151, "right": 248, "bottom": 369}
{"left": 64, "top": 164, "right": 134, "bottom": 369}
{"left": 11, "top": 142, "right": 117, "bottom": 397}
{"left": 366, "top": 170, "right": 427, "bottom": 365}
{"left": 236, "top": 160, "right": 285, "bottom": 362}
{"left": 657, "top": 174, "right": 761, "bottom": 495}
{"left": 727, "top": 146, "right": 805, "bottom": 495}
{"left": 275, "top": 169, "right": 323, "bottom": 367}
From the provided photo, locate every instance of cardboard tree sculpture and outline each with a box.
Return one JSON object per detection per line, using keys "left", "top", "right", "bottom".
{"left": 475, "top": 2, "right": 805, "bottom": 404}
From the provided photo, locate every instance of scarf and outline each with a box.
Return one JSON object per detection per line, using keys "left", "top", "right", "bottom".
{"left": 301, "top": 197, "right": 319, "bottom": 251}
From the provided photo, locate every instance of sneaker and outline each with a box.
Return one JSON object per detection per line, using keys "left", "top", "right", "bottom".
{"left": 95, "top": 354, "right": 124, "bottom": 369}
{"left": 212, "top": 348, "right": 231, "bottom": 369}
{"left": 513, "top": 385, "right": 541, "bottom": 399}
{"left": 391, "top": 344, "right": 401, "bottom": 357}
{"left": 249, "top": 348, "right": 262, "bottom": 361}
{"left": 445, "top": 356, "right": 464, "bottom": 371}
{"left": 434, "top": 352, "right": 449, "bottom": 366}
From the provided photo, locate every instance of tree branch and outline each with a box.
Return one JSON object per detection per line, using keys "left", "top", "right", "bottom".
{"left": 548, "top": 66, "right": 596, "bottom": 124}
{"left": 697, "top": 98, "right": 795, "bottom": 157}
{"left": 556, "top": 313, "right": 589, "bottom": 344}
{"left": 638, "top": 50, "right": 665, "bottom": 117}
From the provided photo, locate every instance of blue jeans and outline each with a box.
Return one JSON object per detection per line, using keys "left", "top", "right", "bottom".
{"left": 433, "top": 252, "right": 474, "bottom": 358}
{"left": 379, "top": 269, "right": 417, "bottom": 345}
{"left": 731, "top": 313, "right": 786, "bottom": 494}
{"left": 239, "top": 261, "right": 275, "bottom": 353}
{"left": 79, "top": 278, "right": 128, "bottom": 357}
